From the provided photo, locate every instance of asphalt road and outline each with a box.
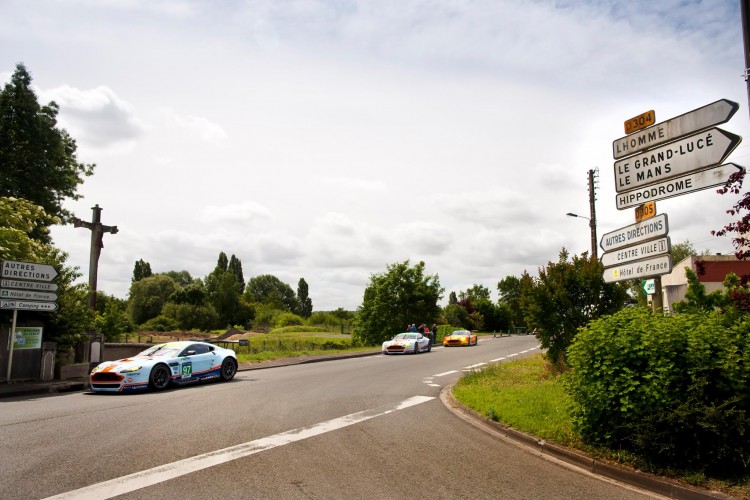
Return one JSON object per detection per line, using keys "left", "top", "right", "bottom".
{"left": 0, "top": 336, "right": 658, "bottom": 499}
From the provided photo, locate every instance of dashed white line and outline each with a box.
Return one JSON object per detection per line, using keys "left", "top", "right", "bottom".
{"left": 434, "top": 370, "right": 458, "bottom": 377}
{"left": 44, "top": 396, "right": 435, "bottom": 500}
{"left": 489, "top": 357, "right": 505, "bottom": 362}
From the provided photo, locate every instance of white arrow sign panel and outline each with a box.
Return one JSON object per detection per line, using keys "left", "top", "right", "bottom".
{"left": 613, "top": 99, "right": 739, "bottom": 159}
{"left": 614, "top": 127, "right": 741, "bottom": 193}
{"left": 1, "top": 260, "right": 58, "bottom": 281}
{"left": 601, "top": 236, "right": 670, "bottom": 268}
{"left": 0, "top": 289, "right": 58, "bottom": 302}
{"left": 616, "top": 163, "right": 743, "bottom": 210}
{"left": 600, "top": 213, "right": 669, "bottom": 253}
{"left": 0, "top": 279, "right": 58, "bottom": 292}
{"left": 0, "top": 299, "right": 59, "bottom": 311}
{"left": 603, "top": 255, "right": 673, "bottom": 283}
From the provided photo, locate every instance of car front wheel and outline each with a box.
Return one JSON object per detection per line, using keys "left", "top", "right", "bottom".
{"left": 149, "top": 364, "right": 171, "bottom": 391}
{"left": 221, "top": 358, "right": 238, "bottom": 381}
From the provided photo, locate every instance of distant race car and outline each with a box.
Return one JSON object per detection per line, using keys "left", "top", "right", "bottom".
{"left": 443, "top": 329, "right": 478, "bottom": 347}
{"left": 382, "top": 332, "right": 432, "bottom": 355}
{"left": 89, "top": 341, "right": 238, "bottom": 393}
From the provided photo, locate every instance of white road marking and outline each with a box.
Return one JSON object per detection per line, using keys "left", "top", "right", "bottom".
{"left": 427, "top": 383, "right": 441, "bottom": 387}
{"left": 44, "top": 395, "right": 435, "bottom": 500}
{"left": 434, "top": 370, "right": 458, "bottom": 377}
{"left": 489, "top": 357, "right": 505, "bottom": 362}
{"left": 463, "top": 362, "right": 487, "bottom": 370}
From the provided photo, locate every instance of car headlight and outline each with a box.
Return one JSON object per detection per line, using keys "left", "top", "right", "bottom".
{"left": 120, "top": 366, "right": 142, "bottom": 373}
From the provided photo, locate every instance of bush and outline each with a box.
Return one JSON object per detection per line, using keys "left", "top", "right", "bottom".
{"left": 274, "top": 312, "right": 305, "bottom": 328}
{"left": 139, "top": 315, "right": 178, "bottom": 332}
{"left": 566, "top": 307, "right": 750, "bottom": 477}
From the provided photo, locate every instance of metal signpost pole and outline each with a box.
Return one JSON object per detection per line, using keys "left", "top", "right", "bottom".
{"left": 6, "top": 309, "right": 17, "bottom": 382}
{"left": 588, "top": 168, "right": 598, "bottom": 259}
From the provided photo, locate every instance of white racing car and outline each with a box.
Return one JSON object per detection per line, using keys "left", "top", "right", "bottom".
{"left": 382, "top": 332, "right": 431, "bottom": 355}
{"left": 90, "top": 341, "right": 238, "bottom": 393}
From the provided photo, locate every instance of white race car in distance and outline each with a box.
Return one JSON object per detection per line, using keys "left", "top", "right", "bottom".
{"left": 90, "top": 341, "right": 238, "bottom": 393}
{"left": 382, "top": 332, "right": 431, "bottom": 355}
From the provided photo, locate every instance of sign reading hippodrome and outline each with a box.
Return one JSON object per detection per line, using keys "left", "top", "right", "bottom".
{"left": 602, "top": 255, "right": 673, "bottom": 283}
{"left": 616, "top": 163, "right": 742, "bottom": 210}
{"left": 600, "top": 236, "right": 670, "bottom": 268}
{"left": 600, "top": 213, "right": 668, "bottom": 253}
{"left": 612, "top": 99, "right": 739, "bottom": 159}
{"left": 614, "top": 127, "right": 741, "bottom": 193}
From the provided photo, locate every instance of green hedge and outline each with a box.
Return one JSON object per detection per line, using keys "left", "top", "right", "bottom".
{"left": 566, "top": 307, "right": 750, "bottom": 477}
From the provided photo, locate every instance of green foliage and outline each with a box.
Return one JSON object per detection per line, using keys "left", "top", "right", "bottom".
{"left": 522, "top": 249, "right": 628, "bottom": 363}
{"left": 442, "top": 303, "right": 470, "bottom": 329}
{"left": 228, "top": 254, "right": 245, "bottom": 293}
{"left": 308, "top": 311, "right": 340, "bottom": 327}
{"left": 0, "top": 63, "right": 94, "bottom": 240}
{"left": 161, "top": 270, "right": 192, "bottom": 287}
{"left": 270, "top": 325, "right": 329, "bottom": 334}
{"left": 204, "top": 269, "right": 242, "bottom": 326}
{"left": 161, "top": 302, "right": 219, "bottom": 331}
{"left": 128, "top": 275, "right": 177, "bottom": 325}
{"left": 132, "top": 259, "right": 152, "bottom": 283}
{"left": 497, "top": 275, "right": 526, "bottom": 328}
{"left": 274, "top": 312, "right": 305, "bottom": 328}
{"left": 245, "top": 274, "right": 299, "bottom": 312}
{"left": 673, "top": 267, "right": 727, "bottom": 313}
{"left": 566, "top": 307, "right": 750, "bottom": 477}
{"left": 138, "top": 314, "right": 178, "bottom": 332}
{"left": 353, "top": 260, "right": 442, "bottom": 345}
{"left": 95, "top": 301, "right": 131, "bottom": 340}
{"left": 252, "top": 303, "right": 284, "bottom": 328}
{"left": 296, "top": 278, "right": 313, "bottom": 318}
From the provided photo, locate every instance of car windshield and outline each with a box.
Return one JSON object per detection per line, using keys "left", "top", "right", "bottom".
{"left": 393, "top": 333, "right": 418, "bottom": 340}
{"left": 452, "top": 331, "right": 470, "bottom": 336}
{"left": 138, "top": 345, "right": 182, "bottom": 358}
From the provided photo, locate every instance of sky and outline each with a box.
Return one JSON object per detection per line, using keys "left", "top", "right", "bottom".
{"left": 1, "top": 0, "right": 749, "bottom": 311}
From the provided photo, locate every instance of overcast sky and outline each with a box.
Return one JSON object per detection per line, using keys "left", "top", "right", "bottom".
{"left": 2, "top": 0, "right": 749, "bottom": 310}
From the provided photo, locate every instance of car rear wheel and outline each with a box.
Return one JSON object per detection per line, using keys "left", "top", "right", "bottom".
{"left": 149, "top": 364, "right": 171, "bottom": 391}
{"left": 221, "top": 358, "right": 238, "bottom": 381}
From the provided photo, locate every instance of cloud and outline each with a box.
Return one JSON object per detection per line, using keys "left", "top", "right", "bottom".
{"left": 157, "top": 108, "right": 228, "bottom": 145}
{"left": 199, "top": 201, "right": 273, "bottom": 227}
{"left": 40, "top": 84, "right": 146, "bottom": 151}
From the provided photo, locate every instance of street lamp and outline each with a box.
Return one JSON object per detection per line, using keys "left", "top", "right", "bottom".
{"left": 566, "top": 212, "right": 598, "bottom": 259}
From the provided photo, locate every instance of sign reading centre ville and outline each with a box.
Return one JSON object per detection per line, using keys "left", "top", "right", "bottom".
{"left": 600, "top": 236, "right": 670, "bottom": 268}
{"left": 600, "top": 213, "right": 669, "bottom": 253}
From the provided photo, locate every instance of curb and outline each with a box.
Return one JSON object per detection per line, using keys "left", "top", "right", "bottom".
{"left": 439, "top": 383, "right": 731, "bottom": 500}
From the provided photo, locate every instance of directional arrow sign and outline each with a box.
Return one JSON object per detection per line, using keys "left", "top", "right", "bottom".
{"left": 614, "top": 127, "right": 741, "bottom": 193}
{"left": 0, "top": 289, "right": 57, "bottom": 302}
{"left": 0, "top": 279, "right": 58, "bottom": 292}
{"left": 613, "top": 99, "right": 739, "bottom": 159}
{"left": 601, "top": 236, "right": 670, "bottom": 268}
{"left": 600, "top": 213, "right": 669, "bottom": 253}
{"left": 616, "top": 163, "right": 744, "bottom": 210}
{"left": 603, "top": 255, "right": 673, "bottom": 283}
{"left": 0, "top": 299, "right": 59, "bottom": 312}
{"left": 1, "top": 260, "right": 58, "bottom": 282}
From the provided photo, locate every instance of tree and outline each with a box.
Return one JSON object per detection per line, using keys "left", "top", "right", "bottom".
{"left": 522, "top": 249, "right": 629, "bottom": 364}
{"left": 442, "top": 303, "right": 470, "bottom": 328}
{"left": 132, "top": 259, "right": 152, "bottom": 283}
{"left": 216, "top": 252, "right": 228, "bottom": 272}
{"left": 448, "top": 291, "right": 458, "bottom": 304}
{"left": 0, "top": 64, "right": 94, "bottom": 241}
{"left": 161, "top": 270, "right": 193, "bottom": 287}
{"left": 228, "top": 254, "right": 245, "bottom": 293}
{"left": 497, "top": 275, "right": 526, "bottom": 328}
{"left": 0, "top": 197, "right": 94, "bottom": 346}
{"left": 296, "top": 278, "right": 313, "bottom": 318}
{"left": 712, "top": 167, "right": 750, "bottom": 259}
{"left": 245, "top": 274, "right": 299, "bottom": 312}
{"left": 205, "top": 269, "right": 242, "bottom": 327}
{"left": 354, "top": 260, "right": 443, "bottom": 345}
{"left": 128, "top": 275, "right": 177, "bottom": 326}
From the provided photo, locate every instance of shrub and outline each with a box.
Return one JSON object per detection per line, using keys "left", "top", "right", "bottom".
{"left": 274, "top": 312, "right": 305, "bottom": 328}
{"left": 566, "top": 307, "right": 750, "bottom": 477}
{"left": 139, "top": 315, "right": 178, "bottom": 332}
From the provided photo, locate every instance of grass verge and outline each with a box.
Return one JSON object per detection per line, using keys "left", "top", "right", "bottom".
{"left": 452, "top": 353, "right": 750, "bottom": 498}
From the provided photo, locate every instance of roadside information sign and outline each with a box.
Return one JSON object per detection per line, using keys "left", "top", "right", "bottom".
{"left": 613, "top": 99, "right": 739, "bottom": 159}
{"left": 614, "top": 127, "right": 741, "bottom": 193}
{"left": 601, "top": 236, "right": 670, "bottom": 268}
{"left": 0, "top": 279, "right": 58, "bottom": 292}
{"left": 0, "top": 289, "right": 57, "bottom": 301}
{"left": 642, "top": 279, "right": 656, "bottom": 295}
{"left": 0, "top": 300, "right": 59, "bottom": 312}
{"left": 616, "top": 163, "right": 743, "bottom": 210}
{"left": 634, "top": 201, "right": 656, "bottom": 222}
{"left": 1, "top": 260, "right": 58, "bottom": 281}
{"left": 624, "top": 110, "right": 655, "bottom": 134}
{"left": 603, "top": 255, "right": 673, "bottom": 283}
{"left": 600, "top": 213, "right": 669, "bottom": 253}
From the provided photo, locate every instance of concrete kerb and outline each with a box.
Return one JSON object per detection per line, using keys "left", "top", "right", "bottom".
{"left": 439, "top": 382, "right": 730, "bottom": 500}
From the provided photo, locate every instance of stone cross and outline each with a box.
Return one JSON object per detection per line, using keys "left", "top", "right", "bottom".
{"left": 73, "top": 205, "right": 118, "bottom": 310}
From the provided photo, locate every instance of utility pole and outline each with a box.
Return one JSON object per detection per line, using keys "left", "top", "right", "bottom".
{"left": 587, "top": 168, "right": 599, "bottom": 259}
{"left": 73, "top": 205, "right": 118, "bottom": 310}
{"left": 742, "top": 0, "right": 750, "bottom": 119}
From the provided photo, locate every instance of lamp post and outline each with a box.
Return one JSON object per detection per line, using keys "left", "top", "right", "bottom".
{"left": 566, "top": 212, "right": 598, "bottom": 259}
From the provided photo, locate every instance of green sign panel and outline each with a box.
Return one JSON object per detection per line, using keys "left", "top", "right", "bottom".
{"left": 642, "top": 279, "right": 655, "bottom": 295}
{"left": 13, "top": 326, "right": 42, "bottom": 349}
